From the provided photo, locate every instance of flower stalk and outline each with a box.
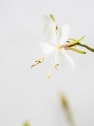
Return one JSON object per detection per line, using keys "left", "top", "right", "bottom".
{"left": 77, "top": 43, "right": 94, "bottom": 52}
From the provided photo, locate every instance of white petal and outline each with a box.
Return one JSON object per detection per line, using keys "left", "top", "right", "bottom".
{"left": 40, "top": 42, "right": 55, "bottom": 57}
{"left": 41, "top": 15, "right": 57, "bottom": 44}
{"left": 58, "top": 24, "right": 70, "bottom": 44}
{"left": 56, "top": 49, "right": 75, "bottom": 69}
{"left": 54, "top": 50, "right": 60, "bottom": 65}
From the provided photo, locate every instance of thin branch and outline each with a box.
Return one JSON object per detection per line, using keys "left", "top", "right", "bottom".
{"left": 77, "top": 43, "right": 94, "bottom": 52}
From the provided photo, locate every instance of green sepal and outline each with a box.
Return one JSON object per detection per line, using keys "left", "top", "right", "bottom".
{"left": 68, "top": 36, "right": 85, "bottom": 43}
{"left": 66, "top": 47, "right": 86, "bottom": 54}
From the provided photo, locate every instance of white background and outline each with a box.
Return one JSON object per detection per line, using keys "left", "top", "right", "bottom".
{"left": 0, "top": 0, "right": 94, "bottom": 126}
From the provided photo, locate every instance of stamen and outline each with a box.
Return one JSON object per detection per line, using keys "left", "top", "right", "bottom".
{"left": 31, "top": 57, "right": 45, "bottom": 68}
{"left": 35, "top": 57, "right": 45, "bottom": 62}
{"left": 55, "top": 64, "right": 59, "bottom": 69}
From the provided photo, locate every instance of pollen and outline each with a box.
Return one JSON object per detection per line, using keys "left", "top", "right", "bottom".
{"left": 56, "top": 44, "right": 61, "bottom": 50}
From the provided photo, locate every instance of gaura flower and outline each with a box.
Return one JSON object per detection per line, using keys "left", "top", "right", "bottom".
{"left": 31, "top": 14, "right": 94, "bottom": 78}
{"left": 40, "top": 15, "right": 75, "bottom": 71}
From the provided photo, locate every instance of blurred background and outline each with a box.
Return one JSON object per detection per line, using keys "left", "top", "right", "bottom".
{"left": 0, "top": 0, "right": 94, "bottom": 126}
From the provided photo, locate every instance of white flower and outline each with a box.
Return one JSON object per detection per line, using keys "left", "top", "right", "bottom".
{"left": 40, "top": 15, "right": 75, "bottom": 77}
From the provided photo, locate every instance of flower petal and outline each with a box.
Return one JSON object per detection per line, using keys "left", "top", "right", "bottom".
{"left": 54, "top": 50, "right": 60, "bottom": 65}
{"left": 40, "top": 42, "right": 55, "bottom": 57}
{"left": 41, "top": 15, "right": 57, "bottom": 44}
{"left": 58, "top": 24, "right": 70, "bottom": 44}
{"left": 55, "top": 49, "right": 75, "bottom": 69}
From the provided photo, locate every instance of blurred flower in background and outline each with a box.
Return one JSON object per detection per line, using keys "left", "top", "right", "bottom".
{"left": 23, "top": 121, "right": 30, "bottom": 126}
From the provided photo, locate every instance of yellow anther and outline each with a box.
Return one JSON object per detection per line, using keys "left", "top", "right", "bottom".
{"left": 55, "top": 64, "right": 59, "bottom": 69}
{"left": 31, "top": 57, "right": 45, "bottom": 68}
{"left": 46, "top": 74, "right": 51, "bottom": 79}
{"left": 56, "top": 44, "right": 61, "bottom": 50}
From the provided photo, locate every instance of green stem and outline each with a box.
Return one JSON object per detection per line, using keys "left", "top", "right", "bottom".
{"left": 77, "top": 43, "right": 94, "bottom": 52}
{"left": 66, "top": 40, "right": 94, "bottom": 52}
